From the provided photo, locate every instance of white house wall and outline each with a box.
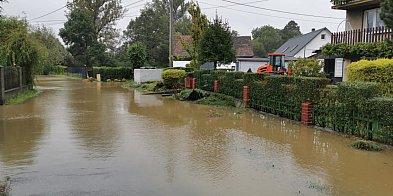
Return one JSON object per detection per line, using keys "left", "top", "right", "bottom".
{"left": 295, "top": 29, "right": 332, "bottom": 58}
{"left": 238, "top": 61, "right": 268, "bottom": 72}
{"left": 173, "top": 61, "right": 191, "bottom": 68}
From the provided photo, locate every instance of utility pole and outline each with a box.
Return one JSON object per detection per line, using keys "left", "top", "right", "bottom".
{"left": 169, "top": 0, "right": 174, "bottom": 67}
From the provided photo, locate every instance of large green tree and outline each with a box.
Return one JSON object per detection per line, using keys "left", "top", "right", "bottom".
{"left": 123, "top": 0, "right": 189, "bottom": 67}
{"left": 252, "top": 25, "right": 282, "bottom": 57}
{"left": 381, "top": 0, "right": 393, "bottom": 30}
{"left": 59, "top": 8, "right": 97, "bottom": 67}
{"left": 31, "top": 26, "right": 68, "bottom": 68}
{"left": 198, "top": 16, "right": 235, "bottom": 69}
{"left": 69, "top": 0, "right": 125, "bottom": 50}
{"left": 280, "top": 20, "right": 302, "bottom": 41}
{"left": 0, "top": 0, "right": 7, "bottom": 14}
{"left": 252, "top": 21, "right": 302, "bottom": 57}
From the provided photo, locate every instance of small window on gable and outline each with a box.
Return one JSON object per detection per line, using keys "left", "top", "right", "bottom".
{"left": 321, "top": 34, "right": 326, "bottom": 40}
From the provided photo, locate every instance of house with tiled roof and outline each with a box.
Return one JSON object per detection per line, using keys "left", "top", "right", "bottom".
{"left": 173, "top": 35, "right": 254, "bottom": 68}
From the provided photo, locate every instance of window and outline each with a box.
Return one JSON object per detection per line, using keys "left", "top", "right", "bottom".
{"left": 364, "top": 8, "right": 385, "bottom": 29}
{"left": 321, "top": 34, "right": 326, "bottom": 40}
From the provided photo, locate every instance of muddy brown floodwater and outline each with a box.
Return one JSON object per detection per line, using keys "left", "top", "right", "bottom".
{"left": 0, "top": 76, "right": 393, "bottom": 196}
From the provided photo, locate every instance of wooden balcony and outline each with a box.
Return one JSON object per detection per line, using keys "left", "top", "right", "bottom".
{"left": 332, "top": 0, "right": 380, "bottom": 10}
{"left": 331, "top": 27, "right": 392, "bottom": 45}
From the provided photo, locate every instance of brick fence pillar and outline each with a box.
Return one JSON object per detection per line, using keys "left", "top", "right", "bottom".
{"left": 243, "top": 86, "right": 250, "bottom": 105}
{"left": 301, "top": 102, "right": 314, "bottom": 126}
{"left": 214, "top": 80, "right": 219, "bottom": 93}
{"left": 191, "top": 78, "right": 196, "bottom": 89}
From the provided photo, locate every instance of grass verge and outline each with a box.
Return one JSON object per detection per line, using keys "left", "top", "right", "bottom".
{"left": 5, "top": 89, "right": 40, "bottom": 105}
{"left": 351, "top": 140, "right": 383, "bottom": 151}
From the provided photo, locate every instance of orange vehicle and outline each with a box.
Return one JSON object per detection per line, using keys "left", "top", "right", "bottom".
{"left": 257, "top": 53, "right": 289, "bottom": 75}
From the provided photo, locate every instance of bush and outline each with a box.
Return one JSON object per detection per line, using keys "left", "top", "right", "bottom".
{"left": 322, "top": 41, "right": 393, "bottom": 60}
{"left": 127, "top": 42, "right": 147, "bottom": 69}
{"left": 351, "top": 140, "right": 382, "bottom": 151}
{"left": 92, "top": 67, "right": 133, "bottom": 81}
{"left": 364, "top": 97, "right": 393, "bottom": 144}
{"left": 288, "top": 58, "right": 325, "bottom": 77}
{"left": 347, "top": 59, "right": 393, "bottom": 94}
{"left": 161, "top": 69, "right": 186, "bottom": 89}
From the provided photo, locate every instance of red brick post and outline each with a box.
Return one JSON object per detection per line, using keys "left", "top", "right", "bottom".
{"left": 301, "top": 102, "right": 314, "bottom": 126}
{"left": 243, "top": 86, "right": 250, "bottom": 105}
{"left": 191, "top": 78, "right": 197, "bottom": 89}
{"left": 214, "top": 80, "right": 219, "bottom": 93}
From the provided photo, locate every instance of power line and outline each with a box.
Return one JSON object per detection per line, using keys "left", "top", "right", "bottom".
{"left": 199, "top": 1, "right": 340, "bottom": 24}
{"left": 204, "top": 0, "right": 267, "bottom": 10}
{"left": 29, "top": 5, "right": 67, "bottom": 21}
{"left": 124, "top": 0, "right": 144, "bottom": 8}
{"left": 221, "top": 0, "right": 344, "bottom": 20}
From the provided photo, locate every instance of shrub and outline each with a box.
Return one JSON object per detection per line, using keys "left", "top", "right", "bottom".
{"left": 322, "top": 41, "right": 393, "bottom": 60}
{"left": 127, "top": 42, "right": 147, "bottom": 69}
{"left": 161, "top": 69, "right": 186, "bottom": 89}
{"left": 347, "top": 59, "right": 393, "bottom": 94}
{"left": 364, "top": 97, "right": 393, "bottom": 144}
{"left": 351, "top": 140, "right": 383, "bottom": 151}
{"left": 92, "top": 67, "right": 133, "bottom": 81}
{"left": 288, "top": 58, "right": 325, "bottom": 77}
{"left": 43, "top": 65, "right": 66, "bottom": 75}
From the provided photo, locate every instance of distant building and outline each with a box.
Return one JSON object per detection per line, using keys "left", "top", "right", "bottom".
{"left": 274, "top": 28, "right": 332, "bottom": 59}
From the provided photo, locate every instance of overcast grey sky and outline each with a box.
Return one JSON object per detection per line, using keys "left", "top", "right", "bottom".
{"left": 2, "top": 0, "right": 346, "bottom": 37}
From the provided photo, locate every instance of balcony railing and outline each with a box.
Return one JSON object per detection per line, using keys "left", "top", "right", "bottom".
{"left": 331, "top": 27, "right": 392, "bottom": 45}
{"left": 331, "top": 0, "right": 356, "bottom": 6}
{"left": 331, "top": 0, "right": 380, "bottom": 9}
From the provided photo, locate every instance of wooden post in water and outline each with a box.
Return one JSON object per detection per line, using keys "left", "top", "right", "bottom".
{"left": 0, "top": 66, "right": 5, "bottom": 105}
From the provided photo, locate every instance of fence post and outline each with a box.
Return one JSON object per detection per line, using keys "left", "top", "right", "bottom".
{"left": 214, "top": 80, "right": 219, "bottom": 93}
{"left": 0, "top": 66, "right": 5, "bottom": 105}
{"left": 17, "top": 66, "right": 23, "bottom": 90}
{"left": 184, "top": 77, "right": 188, "bottom": 89}
{"left": 243, "top": 85, "right": 250, "bottom": 106}
{"left": 301, "top": 102, "right": 314, "bottom": 126}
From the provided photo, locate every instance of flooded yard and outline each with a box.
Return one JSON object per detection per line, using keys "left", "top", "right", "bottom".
{"left": 0, "top": 76, "right": 392, "bottom": 195}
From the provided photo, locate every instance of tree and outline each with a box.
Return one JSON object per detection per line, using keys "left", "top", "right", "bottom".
{"left": 280, "top": 20, "right": 302, "bottom": 41}
{"left": 198, "top": 16, "right": 235, "bottom": 69}
{"left": 252, "top": 25, "right": 282, "bottom": 57}
{"left": 59, "top": 8, "right": 97, "bottom": 67}
{"left": 127, "top": 42, "right": 147, "bottom": 69}
{"left": 69, "top": 0, "right": 125, "bottom": 50}
{"left": 0, "top": 17, "right": 43, "bottom": 83}
{"left": 31, "top": 26, "right": 68, "bottom": 68}
{"left": 0, "top": 0, "right": 7, "bottom": 14}
{"left": 381, "top": 0, "right": 393, "bottom": 30}
{"left": 123, "top": 0, "right": 189, "bottom": 67}
{"left": 182, "top": 0, "right": 208, "bottom": 69}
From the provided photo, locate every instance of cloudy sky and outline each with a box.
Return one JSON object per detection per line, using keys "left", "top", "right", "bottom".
{"left": 2, "top": 0, "right": 346, "bottom": 37}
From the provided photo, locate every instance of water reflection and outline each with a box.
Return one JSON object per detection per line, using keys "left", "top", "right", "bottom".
{"left": 69, "top": 82, "right": 123, "bottom": 159}
{"left": 0, "top": 98, "right": 45, "bottom": 168}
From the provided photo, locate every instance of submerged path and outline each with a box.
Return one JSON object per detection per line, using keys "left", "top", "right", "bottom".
{"left": 0, "top": 76, "right": 393, "bottom": 196}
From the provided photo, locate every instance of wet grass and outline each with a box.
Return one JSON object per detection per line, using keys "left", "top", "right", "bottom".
{"left": 351, "top": 140, "right": 383, "bottom": 151}
{"left": 128, "top": 81, "right": 164, "bottom": 92}
{"left": 5, "top": 89, "right": 40, "bottom": 105}
{"left": 0, "top": 177, "right": 10, "bottom": 196}
{"left": 195, "top": 93, "right": 236, "bottom": 107}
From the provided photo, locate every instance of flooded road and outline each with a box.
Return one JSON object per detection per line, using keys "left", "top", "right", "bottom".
{"left": 1, "top": 76, "right": 393, "bottom": 196}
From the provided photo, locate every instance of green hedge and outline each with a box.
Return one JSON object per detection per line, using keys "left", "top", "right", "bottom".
{"left": 43, "top": 65, "right": 66, "bottom": 75}
{"left": 322, "top": 41, "right": 393, "bottom": 60}
{"left": 162, "top": 69, "right": 186, "bottom": 89}
{"left": 347, "top": 59, "right": 393, "bottom": 94}
{"left": 364, "top": 97, "right": 393, "bottom": 144}
{"left": 92, "top": 67, "right": 133, "bottom": 80}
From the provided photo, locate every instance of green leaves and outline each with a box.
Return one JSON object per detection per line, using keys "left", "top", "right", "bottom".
{"left": 127, "top": 42, "right": 147, "bottom": 69}
{"left": 198, "top": 16, "right": 235, "bottom": 67}
{"left": 347, "top": 59, "right": 393, "bottom": 94}
{"left": 161, "top": 69, "right": 186, "bottom": 89}
{"left": 288, "top": 58, "right": 325, "bottom": 77}
{"left": 322, "top": 41, "right": 393, "bottom": 60}
{"left": 381, "top": 0, "right": 393, "bottom": 30}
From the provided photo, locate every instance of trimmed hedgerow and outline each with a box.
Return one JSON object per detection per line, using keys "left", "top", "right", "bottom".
{"left": 92, "top": 67, "right": 133, "bottom": 80}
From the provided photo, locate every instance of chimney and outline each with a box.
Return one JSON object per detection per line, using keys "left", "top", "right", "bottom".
{"left": 312, "top": 28, "right": 316, "bottom": 32}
